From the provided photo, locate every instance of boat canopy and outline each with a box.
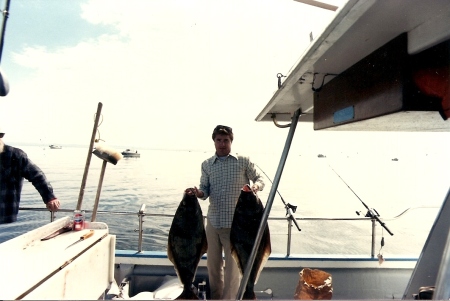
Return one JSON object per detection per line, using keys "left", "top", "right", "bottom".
{"left": 256, "top": 0, "right": 450, "bottom": 132}
{"left": 250, "top": 1, "right": 450, "bottom": 299}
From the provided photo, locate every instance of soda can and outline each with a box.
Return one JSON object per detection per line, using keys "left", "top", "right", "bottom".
{"left": 73, "top": 210, "right": 85, "bottom": 231}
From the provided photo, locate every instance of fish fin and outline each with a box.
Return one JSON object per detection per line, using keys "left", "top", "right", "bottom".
{"left": 167, "top": 243, "right": 175, "bottom": 264}
{"left": 230, "top": 246, "right": 245, "bottom": 276}
{"left": 201, "top": 231, "right": 208, "bottom": 255}
{"left": 167, "top": 243, "right": 184, "bottom": 284}
{"left": 254, "top": 252, "right": 270, "bottom": 284}
{"left": 255, "top": 227, "right": 271, "bottom": 284}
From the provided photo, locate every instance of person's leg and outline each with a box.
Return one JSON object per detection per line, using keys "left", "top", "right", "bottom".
{"left": 206, "top": 220, "right": 224, "bottom": 299}
{"left": 219, "top": 228, "right": 240, "bottom": 300}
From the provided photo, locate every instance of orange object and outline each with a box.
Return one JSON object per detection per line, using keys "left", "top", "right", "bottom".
{"left": 294, "top": 268, "right": 332, "bottom": 300}
{"left": 413, "top": 66, "right": 450, "bottom": 119}
{"left": 65, "top": 230, "right": 94, "bottom": 249}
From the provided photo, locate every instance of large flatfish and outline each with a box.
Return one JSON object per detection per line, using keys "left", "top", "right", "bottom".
{"left": 168, "top": 189, "right": 208, "bottom": 300}
{"left": 230, "top": 184, "right": 271, "bottom": 300}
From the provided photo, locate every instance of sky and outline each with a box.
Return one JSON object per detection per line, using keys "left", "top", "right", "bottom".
{"left": 0, "top": 0, "right": 341, "bottom": 153}
{"left": 0, "top": 0, "right": 449, "bottom": 157}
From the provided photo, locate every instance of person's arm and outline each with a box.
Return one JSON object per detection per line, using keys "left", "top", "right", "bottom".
{"left": 247, "top": 157, "right": 265, "bottom": 193}
{"left": 197, "top": 160, "right": 210, "bottom": 199}
{"left": 184, "top": 160, "right": 210, "bottom": 199}
{"left": 20, "top": 153, "right": 59, "bottom": 210}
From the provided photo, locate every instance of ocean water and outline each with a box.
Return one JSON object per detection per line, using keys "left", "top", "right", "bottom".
{"left": 1, "top": 143, "right": 449, "bottom": 257}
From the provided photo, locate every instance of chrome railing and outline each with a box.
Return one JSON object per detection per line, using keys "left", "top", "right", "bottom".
{"left": 18, "top": 205, "right": 437, "bottom": 257}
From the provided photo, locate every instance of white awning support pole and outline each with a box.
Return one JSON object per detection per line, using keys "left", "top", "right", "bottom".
{"left": 236, "top": 108, "right": 301, "bottom": 300}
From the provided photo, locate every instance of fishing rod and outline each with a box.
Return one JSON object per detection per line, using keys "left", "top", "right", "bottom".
{"left": 328, "top": 163, "right": 394, "bottom": 236}
{"left": 256, "top": 164, "right": 301, "bottom": 231}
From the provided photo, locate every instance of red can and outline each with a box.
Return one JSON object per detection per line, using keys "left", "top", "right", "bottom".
{"left": 73, "top": 210, "right": 85, "bottom": 231}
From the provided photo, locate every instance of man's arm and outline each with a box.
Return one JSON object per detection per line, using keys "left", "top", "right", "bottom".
{"left": 247, "top": 158, "right": 265, "bottom": 192}
{"left": 197, "top": 160, "right": 210, "bottom": 199}
{"left": 20, "top": 154, "right": 58, "bottom": 206}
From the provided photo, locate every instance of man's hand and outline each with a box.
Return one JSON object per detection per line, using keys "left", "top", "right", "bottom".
{"left": 46, "top": 198, "right": 60, "bottom": 211}
{"left": 185, "top": 187, "right": 204, "bottom": 198}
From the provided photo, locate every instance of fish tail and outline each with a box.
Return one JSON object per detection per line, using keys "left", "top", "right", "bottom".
{"left": 175, "top": 287, "right": 200, "bottom": 300}
{"left": 243, "top": 289, "right": 256, "bottom": 300}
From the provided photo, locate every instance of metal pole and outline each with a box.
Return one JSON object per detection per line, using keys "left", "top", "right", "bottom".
{"left": 287, "top": 219, "right": 292, "bottom": 256}
{"left": 137, "top": 204, "right": 146, "bottom": 253}
{"left": 371, "top": 219, "right": 375, "bottom": 258}
{"left": 236, "top": 108, "right": 301, "bottom": 300}
{"left": 0, "top": 0, "right": 11, "bottom": 62}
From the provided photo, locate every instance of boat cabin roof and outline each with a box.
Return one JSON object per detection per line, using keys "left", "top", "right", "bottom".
{"left": 256, "top": 0, "right": 450, "bottom": 131}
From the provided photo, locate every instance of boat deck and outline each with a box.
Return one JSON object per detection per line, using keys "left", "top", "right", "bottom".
{"left": 114, "top": 251, "right": 416, "bottom": 300}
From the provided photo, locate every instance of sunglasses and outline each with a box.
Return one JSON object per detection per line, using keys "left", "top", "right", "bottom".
{"left": 214, "top": 125, "right": 232, "bottom": 133}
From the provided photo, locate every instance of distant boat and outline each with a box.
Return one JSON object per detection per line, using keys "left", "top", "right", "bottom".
{"left": 317, "top": 154, "right": 326, "bottom": 158}
{"left": 121, "top": 149, "right": 140, "bottom": 158}
{"left": 49, "top": 145, "right": 62, "bottom": 149}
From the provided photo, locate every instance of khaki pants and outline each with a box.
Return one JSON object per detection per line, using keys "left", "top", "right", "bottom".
{"left": 206, "top": 219, "right": 240, "bottom": 300}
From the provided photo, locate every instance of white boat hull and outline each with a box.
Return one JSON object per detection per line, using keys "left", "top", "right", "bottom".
{"left": 114, "top": 250, "right": 416, "bottom": 300}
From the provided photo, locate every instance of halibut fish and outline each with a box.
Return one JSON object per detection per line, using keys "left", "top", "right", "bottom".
{"left": 230, "top": 184, "right": 271, "bottom": 300}
{"left": 168, "top": 189, "right": 208, "bottom": 300}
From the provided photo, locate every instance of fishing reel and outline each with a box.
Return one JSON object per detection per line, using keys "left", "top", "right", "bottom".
{"left": 285, "top": 203, "right": 301, "bottom": 232}
{"left": 357, "top": 207, "right": 394, "bottom": 236}
{"left": 356, "top": 208, "right": 380, "bottom": 218}
{"left": 365, "top": 208, "right": 380, "bottom": 218}
{"left": 285, "top": 203, "right": 297, "bottom": 215}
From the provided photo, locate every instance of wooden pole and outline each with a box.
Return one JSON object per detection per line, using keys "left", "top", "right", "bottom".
{"left": 91, "top": 160, "right": 107, "bottom": 222}
{"left": 76, "top": 102, "right": 102, "bottom": 210}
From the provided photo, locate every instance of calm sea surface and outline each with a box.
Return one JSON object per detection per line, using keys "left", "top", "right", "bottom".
{"left": 1, "top": 143, "right": 449, "bottom": 257}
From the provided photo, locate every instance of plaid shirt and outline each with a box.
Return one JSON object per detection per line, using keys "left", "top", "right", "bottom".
{"left": 199, "top": 153, "right": 265, "bottom": 228}
{"left": 0, "top": 145, "right": 56, "bottom": 224}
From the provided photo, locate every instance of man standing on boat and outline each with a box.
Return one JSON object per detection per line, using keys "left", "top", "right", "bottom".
{"left": 0, "top": 127, "right": 60, "bottom": 224}
{"left": 188, "top": 125, "right": 265, "bottom": 299}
